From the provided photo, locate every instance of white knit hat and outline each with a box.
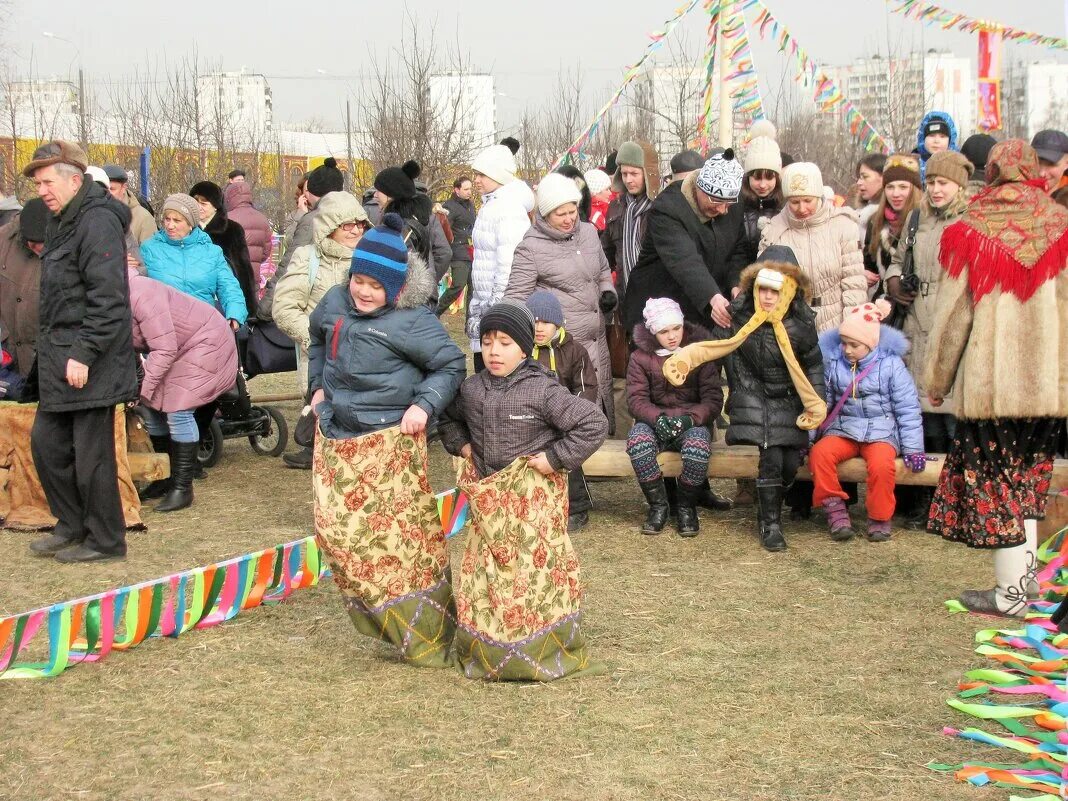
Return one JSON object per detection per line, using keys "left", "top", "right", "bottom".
{"left": 754, "top": 268, "right": 785, "bottom": 291}
{"left": 695, "top": 148, "right": 744, "bottom": 201}
{"left": 643, "top": 297, "right": 685, "bottom": 334}
{"left": 781, "top": 162, "right": 824, "bottom": 198}
{"left": 748, "top": 119, "right": 778, "bottom": 142}
{"left": 584, "top": 168, "right": 611, "bottom": 196}
{"left": 536, "top": 172, "right": 583, "bottom": 217}
{"left": 471, "top": 144, "right": 517, "bottom": 187}
{"left": 744, "top": 136, "right": 782, "bottom": 174}
{"left": 85, "top": 165, "right": 110, "bottom": 189}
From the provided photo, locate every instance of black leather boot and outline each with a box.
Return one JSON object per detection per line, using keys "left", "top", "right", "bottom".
{"left": 756, "top": 479, "right": 787, "bottom": 552}
{"left": 697, "top": 478, "right": 733, "bottom": 511}
{"left": 639, "top": 479, "right": 670, "bottom": 535}
{"left": 675, "top": 483, "right": 700, "bottom": 538}
{"left": 156, "top": 441, "right": 198, "bottom": 512}
{"left": 905, "top": 488, "right": 934, "bottom": 530}
{"left": 139, "top": 435, "right": 172, "bottom": 501}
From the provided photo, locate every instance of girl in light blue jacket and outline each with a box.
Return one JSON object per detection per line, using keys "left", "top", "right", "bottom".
{"left": 810, "top": 299, "right": 924, "bottom": 543}
{"left": 140, "top": 194, "right": 247, "bottom": 326}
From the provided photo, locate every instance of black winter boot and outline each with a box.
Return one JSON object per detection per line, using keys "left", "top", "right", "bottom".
{"left": 756, "top": 479, "right": 787, "bottom": 552}
{"left": 156, "top": 441, "right": 198, "bottom": 512}
{"left": 675, "top": 483, "right": 700, "bottom": 537}
{"left": 905, "top": 488, "right": 934, "bottom": 530}
{"left": 639, "top": 479, "right": 670, "bottom": 535}
{"left": 697, "top": 478, "right": 733, "bottom": 511}
{"left": 139, "top": 435, "right": 172, "bottom": 501}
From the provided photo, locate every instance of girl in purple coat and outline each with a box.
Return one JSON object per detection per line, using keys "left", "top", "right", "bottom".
{"left": 626, "top": 298, "right": 723, "bottom": 537}
{"left": 809, "top": 299, "right": 925, "bottom": 542}
{"left": 128, "top": 269, "right": 238, "bottom": 512}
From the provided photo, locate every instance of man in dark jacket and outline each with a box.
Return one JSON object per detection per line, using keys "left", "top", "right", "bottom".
{"left": 0, "top": 198, "right": 47, "bottom": 376}
{"left": 23, "top": 140, "right": 138, "bottom": 563}
{"left": 622, "top": 149, "right": 749, "bottom": 333}
{"left": 437, "top": 176, "right": 476, "bottom": 315}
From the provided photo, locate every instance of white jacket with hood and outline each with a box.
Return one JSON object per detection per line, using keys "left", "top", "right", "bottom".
{"left": 466, "top": 178, "right": 535, "bottom": 350}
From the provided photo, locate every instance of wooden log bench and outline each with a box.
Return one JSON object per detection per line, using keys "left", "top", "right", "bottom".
{"left": 582, "top": 439, "right": 1068, "bottom": 490}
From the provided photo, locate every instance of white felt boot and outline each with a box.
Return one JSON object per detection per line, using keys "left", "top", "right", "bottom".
{"left": 1025, "top": 518, "right": 1040, "bottom": 599}
{"left": 958, "top": 525, "right": 1037, "bottom": 617}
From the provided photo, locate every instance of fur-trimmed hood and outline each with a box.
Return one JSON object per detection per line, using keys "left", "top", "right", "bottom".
{"left": 736, "top": 259, "right": 812, "bottom": 301}
{"left": 392, "top": 251, "right": 435, "bottom": 310}
{"left": 631, "top": 320, "right": 711, "bottom": 354}
{"left": 818, "top": 324, "right": 910, "bottom": 361}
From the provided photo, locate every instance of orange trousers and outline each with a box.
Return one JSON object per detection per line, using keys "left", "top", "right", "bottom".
{"left": 810, "top": 436, "right": 898, "bottom": 522}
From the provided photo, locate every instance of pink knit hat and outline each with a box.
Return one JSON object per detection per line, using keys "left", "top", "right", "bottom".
{"left": 839, "top": 299, "right": 892, "bottom": 350}
{"left": 643, "top": 297, "right": 684, "bottom": 334}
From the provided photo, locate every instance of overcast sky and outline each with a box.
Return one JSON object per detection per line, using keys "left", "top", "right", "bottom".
{"left": 7, "top": 0, "right": 1068, "bottom": 132}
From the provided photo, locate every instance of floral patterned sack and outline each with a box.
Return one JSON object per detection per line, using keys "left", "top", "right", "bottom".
{"left": 312, "top": 427, "right": 455, "bottom": 667}
{"left": 454, "top": 458, "right": 593, "bottom": 681}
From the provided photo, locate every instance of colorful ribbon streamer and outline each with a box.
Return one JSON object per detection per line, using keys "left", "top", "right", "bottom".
{"left": 749, "top": 0, "right": 889, "bottom": 153}
{"left": 549, "top": 0, "right": 705, "bottom": 170}
{"left": 932, "top": 526, "right": 1068, "bottom": 795}
{"left": 887, "top": 0, "right": 1068, "bottom": 52}
{"left": 0, "top": 489, "right": 469, "bottom": 680}
{"left": 695, "top": 0, "right": 765, "bottom": 150}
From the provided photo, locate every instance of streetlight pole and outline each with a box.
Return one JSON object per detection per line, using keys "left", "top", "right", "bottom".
{"left": 42, "top": 32, "right": 86, "bottom": 150}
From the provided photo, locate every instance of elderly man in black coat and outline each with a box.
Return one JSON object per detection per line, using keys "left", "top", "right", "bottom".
{"left": 23, "top": 140, "right": 139, "bottom": 563}
{"left": 622, "top": 148, "right": 750, "bottom": 332}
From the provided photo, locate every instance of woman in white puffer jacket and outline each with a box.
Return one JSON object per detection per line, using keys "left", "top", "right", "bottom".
{"left": 465, "top": 142, "right": 535, "bottom": 369}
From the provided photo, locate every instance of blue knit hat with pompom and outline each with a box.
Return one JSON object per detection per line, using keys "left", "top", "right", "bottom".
{"left": 350, "top": 212, "right": 409, "bottom": 304}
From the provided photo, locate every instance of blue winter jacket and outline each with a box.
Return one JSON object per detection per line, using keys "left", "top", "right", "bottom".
{"left": 916, "top": 110, "right": 960, "bottom": 177}
{"left": 818, "top": 325, "right": 924, "bottom": 455}
{"left": 307, "top": 252, "right": 466, "bottom": 439}
{"left": 141, "top": 227, "right": 247, "bottom": 323}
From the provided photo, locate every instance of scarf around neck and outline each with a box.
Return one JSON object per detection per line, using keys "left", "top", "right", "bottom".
{"left": 939, "top": 139, "right": 1068, "bottom": 303}
{"left": 620, "top": 192, "right": 651, "bottom": 286}
{"left": 661, "top": 274, "right": 826, "bottom": 431}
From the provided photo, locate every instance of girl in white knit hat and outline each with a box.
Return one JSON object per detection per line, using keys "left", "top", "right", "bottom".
{"left": 741, "top": 135, "right": 784, "bottom": 266}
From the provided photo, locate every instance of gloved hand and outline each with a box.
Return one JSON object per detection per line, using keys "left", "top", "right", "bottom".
{"left": 903, "top": 452, "right": 928, "bottom": 473}
{"left": 670, "top": 414, "right": 695, "bottom": 434}
{"left": 599, "top": 290, "right": 618, "bottom": 314}
{"left": 655, "top": 414, "right": 683, "bottom": 443}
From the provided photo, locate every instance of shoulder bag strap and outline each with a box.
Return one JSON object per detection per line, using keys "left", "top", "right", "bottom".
{"left": 818, "top": 359, "right": 880, "bottom": 434}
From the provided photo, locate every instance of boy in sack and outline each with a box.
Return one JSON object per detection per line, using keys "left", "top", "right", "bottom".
{"left": 439, "top": 300, "right": 608, "bottom": 681}
{"left": 662, "top": 247, "right": 826, "bottom": 552}
{"left": 809, "top": 299, "right": 925, "bottom": 542}
{"left": 525, "top": 290, "right": 601, "bottom": 533}
{"left": 626, "top": 297, "right": 723, "bottom": 537}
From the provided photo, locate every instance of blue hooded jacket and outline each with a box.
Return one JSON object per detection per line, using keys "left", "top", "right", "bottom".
{"left": 141, "top": 226, "right": 248, "bottom": 323}
{"left": 916, "top": 110, "right": 959, "bottom": 177}
{"left": 818, "top": 325, "right": 924, "bottom": 455}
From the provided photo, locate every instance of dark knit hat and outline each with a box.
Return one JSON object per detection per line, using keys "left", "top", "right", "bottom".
{"left": 374, "top": 160, "right": 420, "bottom": 202}
{"left": 670, "top": 149, "right": 705, "bottom": 175}
{"left": 960, "top": 134, "right": 997, "bottom": 171}
{"left": 881, "top": 154, "right": 922, "bottom": 190}
{"left": 19, "top": 198, "right": 48, "bottom": 243}
{"left": 479, "top": 300, "right": 535, "bottom": 357}
{"left": 350, "top": 212, "right": 409, "bottom": 304}
{"left": 306, "top": 157, "right": 344, "bottom": 198}
{"left": 525, "top": 290, "right": 564, "bottom": 328}
{"left": 189, "top": 180, "right": 225, "bottom": 212}
{"left": 923, "top": 116, "right": 951, "bottom": 138}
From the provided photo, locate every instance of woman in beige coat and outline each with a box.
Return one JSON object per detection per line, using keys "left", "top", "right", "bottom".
{"left": 273, "top": 191, "right": 369, "bottom": 467}
{"left": 884, "top": 150, "right": 973, "bottom": 528}
{"left": 759, "top": 162, "right": 866, "bottom": 332}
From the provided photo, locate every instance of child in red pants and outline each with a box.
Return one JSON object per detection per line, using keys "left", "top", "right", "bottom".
{"left": 810, "top": 300, "right": 926, "bottom": 542}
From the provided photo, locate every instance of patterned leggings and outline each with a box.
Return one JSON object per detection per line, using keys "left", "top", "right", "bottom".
{"left": 626, "top": 422, "right": 712, "bottom": 487}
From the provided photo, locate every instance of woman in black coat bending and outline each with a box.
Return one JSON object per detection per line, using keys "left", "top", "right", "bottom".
{"left": 189, "top": 180, "right": 257, "bottom": 318}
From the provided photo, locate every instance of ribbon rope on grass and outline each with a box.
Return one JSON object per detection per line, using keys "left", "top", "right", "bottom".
{"left": 932, "top": 525, "right": 1068, "bottom": 795}
{"left": 0, "top": 488, "right": 469, "bottom": 680}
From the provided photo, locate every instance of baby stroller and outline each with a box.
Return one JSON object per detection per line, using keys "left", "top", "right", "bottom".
{"left": 196, "top": 331, "right": 290, "bottom": 468}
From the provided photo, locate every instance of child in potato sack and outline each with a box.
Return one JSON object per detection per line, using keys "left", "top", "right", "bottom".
{"left": 626, "top": 297, "right": 723, "bottom": 538}
{"left": 439, "top": 300, "right": 608, "bottom": 681}
{"left": 525, "top": 290, "right": 600, "bottom": 533}
{"left": 809, "top": 299, "right": 925, "bottom": 543}
{"left": 661, "top": 246, "right": 827, "bottom": 552}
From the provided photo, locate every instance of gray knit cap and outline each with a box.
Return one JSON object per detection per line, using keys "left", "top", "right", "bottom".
{"left": 162, "top": 193, "right": 200, "bottom": 229}
{"left": 479, "top": 300, "right": 536, "bottom": 357}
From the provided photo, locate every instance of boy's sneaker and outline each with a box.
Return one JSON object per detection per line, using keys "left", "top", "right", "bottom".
{"left": 567, "top": 511, "right": 589, "bottom": 533}
{"left": 866, "top": 519, "right": 892, "bottom": 542}
{"left": 822, "top": 497, "right": 854, "bottom": 542}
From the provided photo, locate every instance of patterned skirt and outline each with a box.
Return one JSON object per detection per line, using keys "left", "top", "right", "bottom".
{"left": 929, "top": 417, "right": 1063, "bottom": 549}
